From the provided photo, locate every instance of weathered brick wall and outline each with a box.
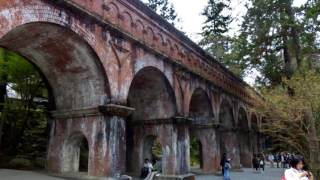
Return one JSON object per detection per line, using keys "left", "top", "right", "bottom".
{"left": 0, "top": 0, "right": 264, "bottom": 178}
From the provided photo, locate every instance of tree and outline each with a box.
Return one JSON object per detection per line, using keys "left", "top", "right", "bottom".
{"left": 200, "top": 0, "right": 248, "bottom": 77}
{"left": 0, "top": 48, "right": 48, "bottom": 155}
{"left": 239, "top": 0, "right": 320, "bottom": 86}
{"left": 145, "top": 0, "right": 179, "bottom": 25}
{"left": 201, "top": 0, "right": 232, "bottom": 37}
{"left": 257, "top": 65, "right": 320, "bottom": 177}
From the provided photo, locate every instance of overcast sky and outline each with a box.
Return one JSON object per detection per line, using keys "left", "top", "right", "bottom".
{"left": 142, "top": 0, "right": 307, "bottom": 85}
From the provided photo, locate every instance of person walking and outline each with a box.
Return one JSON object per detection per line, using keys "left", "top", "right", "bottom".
{"left": 252, "top": 155, "right": 259, "bottom": 172}
{"left": 277, "top": 153, "right": 281, "bottom": 168}
{"left": 220, "top": 153, "right": 227, "bottom": 176}
{"left": 223, "top": 159, "right": 231, "bottom": 180}
{"left": 281, "top": 153, "right": 285, "bottom": 168}
{"left": 268, "top": 154, "right": 275, "bottom": 168}
{"left": 259, "top": 155, "right": 265, "bottom": 173}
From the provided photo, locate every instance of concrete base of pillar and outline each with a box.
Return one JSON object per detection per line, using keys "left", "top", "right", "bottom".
{"left": 154, "top": 174, "right": 195, "bottom": 180}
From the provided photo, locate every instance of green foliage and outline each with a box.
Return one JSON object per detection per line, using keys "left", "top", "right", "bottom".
{"left": 200, "top": 0, "right": 320, "bottom": 85}
{"left": 240, "top": 0, "right": 320, "bottom": 86}
{"left": 8, "top": 158, "right": 33, "bottom": 169}
{"left": 146, "top": 0, "right": 179, "bottom": 25}
{"left": 0, "top": 48, "right": 48, "bottom": 163}
{"left": 258, "top": 66, "right": 320, "bottom": 163}
{"left": 201, "top": 0, "right": 232, "bottom": 37}
{"left": 151, "top": 138, "right": 162, "bottom": 159}
{"left": 200, "top": 0, "right": 249, "bottom": 77}
{"left": 190, "top": 137, "right": 201, "bottom": 167}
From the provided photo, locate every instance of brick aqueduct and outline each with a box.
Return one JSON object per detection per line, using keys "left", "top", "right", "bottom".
{"left": 0, "top": 0, "right": 266, "bottom": 178}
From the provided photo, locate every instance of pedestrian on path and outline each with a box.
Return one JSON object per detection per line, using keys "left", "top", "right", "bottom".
{"left": 223, "top": 159, "right": 231, "bottom": 180}
{"left": 220, "top": 153, "right": 227, "bottom": 176}
{"left": 259, "top": 154, "right": 265, "bottom": 173}
{"left": 252, "top": 154, "right": 259, "bottom": 172}
{"left": 268, "top": 154, "right": 275, "bottom": 168}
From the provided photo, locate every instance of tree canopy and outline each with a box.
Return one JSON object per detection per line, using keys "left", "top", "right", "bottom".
{"left": 145, "top": 0, "right": 179, "bottom": 25}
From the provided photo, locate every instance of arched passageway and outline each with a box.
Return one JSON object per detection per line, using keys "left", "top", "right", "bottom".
{"left": 238, "top": 107, "right": 251, "bottom": 167}
{"left": 0, "top": 22, "right": 112, "bottom": 176}
{"left": 219, "top": 100, "right": 240, "bottom": 168}
{"left": 127, "top": 67, "right": 176, "bottom": 121}
{"left": 188, "top": 88, "right": 219, "bottom": 173}
{"left": 0, "top": 48, "right": 51, "bottom": 170}
{"left": 189, "top": 88, "right": 213, "bottom": 123}
{"left": 62, "top": 132, "right": 89, "bottom": 173}
{"left": 143, "top": 136, "right": 163, "bottom": 172}
{"left": 190, "top": 137, "right": 203, "bottom": 170}
{"left": 126, "top": 67, "right": 182, "bottom": 175}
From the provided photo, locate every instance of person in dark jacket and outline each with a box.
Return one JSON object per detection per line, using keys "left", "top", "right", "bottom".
{"left": 220, "top": 153, "right": 227, "bottom": 175}
{"left": 252, "top": 154, "right": 259, "bottom": 171}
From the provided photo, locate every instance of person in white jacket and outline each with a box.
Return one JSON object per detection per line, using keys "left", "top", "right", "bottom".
{"left": 284, "top": 155, "right": 313, "bottom": 180}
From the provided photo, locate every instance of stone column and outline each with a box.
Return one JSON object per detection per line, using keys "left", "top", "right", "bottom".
{"left": 219, "top": 127, "right": 241, "bottom": 169}
{"left": 190, "top": 122, "right": 220, "bottom": 173}
{"left": 239, "top": 130, "right": 252, "bottom": 168}
{"left": 47, "top": 104, "right": 134, "bottom": 178}
{"left": 176, "top": 118, "right": 190, "bottom": 175}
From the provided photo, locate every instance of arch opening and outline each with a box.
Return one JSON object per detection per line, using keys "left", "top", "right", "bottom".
{"left": 218, "top": 99, "right": 240, "bottom": 168}
{"left": 219, "top": 100, "right": 234, "bottom": 128}
{"left": 0, "top": 48, "right": 51, "bottom": 170}
{"left": 126, "top": 67, "right": 176, "bottom": 175}
{"left": 0, "top": 22, "right": 109, "bottom": 173}
{"left": 142, "top": 135, "right": 163, "bottom": 173}
{"left": 62, "top": 132, "right": 89, "bottom": 173}
{"left": 189, "top": 136, "right": 203, "bottom": 170}
{"left": 0, "top": 22, "right": 110, "bottom": 111}
{"left": 127, "top": 67, "right": 177, "bottom": 121}
{"left": 189, "top": 88, "right": 213, "bottom": 123}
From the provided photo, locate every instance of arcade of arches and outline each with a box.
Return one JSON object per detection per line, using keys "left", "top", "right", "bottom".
{"left": 0, "top": 0, "right": 266, "bottom": 178}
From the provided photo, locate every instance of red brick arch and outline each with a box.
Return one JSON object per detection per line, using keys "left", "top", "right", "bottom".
{"left": 0, "top": 1, "right": 121, "bottom": 100}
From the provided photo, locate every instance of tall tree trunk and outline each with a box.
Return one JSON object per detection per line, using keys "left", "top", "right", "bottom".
{"left": 282, "top": 1, "right": 301, "bottom": 78}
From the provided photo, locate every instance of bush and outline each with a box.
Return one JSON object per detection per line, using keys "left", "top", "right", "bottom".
{"left": 34, "top": 157, "right": 46, "bottom": 168}
{"left": 8, "top": 158, "right": 33, "bottom": 169}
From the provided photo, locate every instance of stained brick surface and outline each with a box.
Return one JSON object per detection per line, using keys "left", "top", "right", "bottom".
{"left": 0, "top": 0, "right": 265, "bottom": 178}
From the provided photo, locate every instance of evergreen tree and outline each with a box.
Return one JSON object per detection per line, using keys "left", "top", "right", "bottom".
{"left": 146, "top": 0, "right": 178, "bottom": 25}
{"left": 201, "top": 0, "right": 232, "bottom": 37}
{"left": 240, "top": 0, "right": 309, "bottom": 86}
{"left": 200, "top": 0, "right": 248, "bottom": 77}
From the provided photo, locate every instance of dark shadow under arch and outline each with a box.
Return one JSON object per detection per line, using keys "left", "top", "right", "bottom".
{"left": 189, "top": 88, "right": 213, "bottom": 123}
{"left": 127, "top": 66, "right": 177, "bottom": 121}
{"left": 219, "top": 99, "right": 234, "bottom": 127}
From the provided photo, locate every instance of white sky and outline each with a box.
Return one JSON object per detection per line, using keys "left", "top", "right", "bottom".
{"left": 142, "top": 0, "right": 307, "bottom": 85}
